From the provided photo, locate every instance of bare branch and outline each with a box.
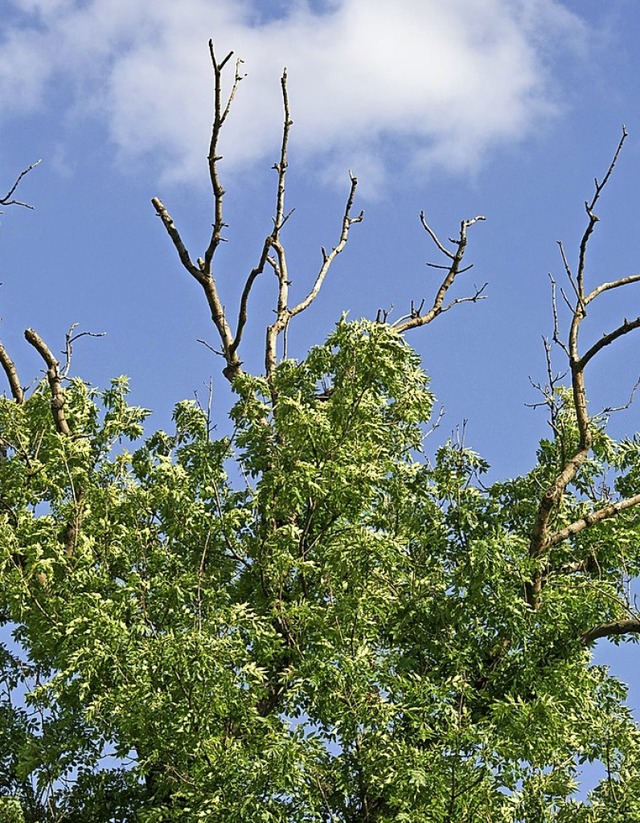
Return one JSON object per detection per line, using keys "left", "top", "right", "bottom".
{"left": 62, "top": 323, "right": 106, "bottom": 377}
{"left": 584, "top": 272, "right": 640, "bottom": 306}
{"left": 265, "top": 172, "right": 363, "bottom": 382}
{"left": 0, "top": 342, "right": 24, "bottom": 402}
{"left": 578, "top": 315, "right": 640, "bottom": 371}
{"left": 576, "top": 125, "right": 628, "bottom": 299}
{"left": 263, "top": 69, "right": 296, "bottom": 383}
{"left": 232, "top": 238, "right": 271, "bottom": 357}
{"left": 601, "top": 375, "right": 640, "bottom": 415}
{"left": 151, "top": 197, "right": 201, "bottom": 279}
{"left": 152, "top": 196, "right": 241, "bottom": 380}
{"left": 1, "top": 159, "right": 41, "bottom": 210}
{"left": 527, "top": 128, "right": 633, "bottom": 609}
{"left": 556, "top": 241, "right": 581, "bottom": 307}
{"left": 204, "top": 43, "right": 245, "bottom": 271}
{"left": 24, "top": 328, "right": 72, "bottom": 436}
{"left": 548, "top": 274, "right": 570, "bottom": 357}
{"left": 419, "top": 212, "right": 456, "bottom": 260}
{"left": 290, "top": 175, "right": 362, "bottom": 319}
{"left": 394, "top": 216, "right": 486, "bottom": 333}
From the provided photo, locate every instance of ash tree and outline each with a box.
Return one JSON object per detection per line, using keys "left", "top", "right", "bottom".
{"left": 2, "top": 43, "right": 640, "bottom": 822}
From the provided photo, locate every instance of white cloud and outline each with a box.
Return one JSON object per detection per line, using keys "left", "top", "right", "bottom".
{"left": 0, "top": 0, "right": 588, "bottom": 192}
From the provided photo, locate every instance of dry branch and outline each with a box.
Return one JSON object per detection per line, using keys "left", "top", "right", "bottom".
{"left": 527, "top": 128, "right": 640, "bottom": 610}
{"left": 153, "top": 47, "right": 363, "bottom": 389}
{"left": 0, "top": 342, "right": 24, "bottom": 403}
{"left": 1, "top": 159, "right": 41, "bottom": 210}
{"left": 265, "top": 171, "right": 363, "bottom": 382}
{"left": 394, "top": 215, "right": 486, "bottom": 333}
{"left": 24, "top": 328, "right": 72, "bottom": 436}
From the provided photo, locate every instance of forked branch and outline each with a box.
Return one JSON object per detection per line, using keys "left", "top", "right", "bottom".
{"left": 153, "top": 45, "right": 363, "bottom": 388}
{"left": 1, "top": 159, "right": 41, "bottom": 210}
{"left": 393, "top": 214, "right": 486, "bottom": 333}
{"left": 265, "top": 171, "right": 363, "bottom": 382}
{"left": 527, "top": 128, "right": 640, "bottom": 610}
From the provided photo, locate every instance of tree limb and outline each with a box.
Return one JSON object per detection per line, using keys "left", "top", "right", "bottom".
{"left": 204, "top": 43, "right": 244, "bottom": 271}
{"left": 24, "top": 328, "right": 72, "bottom": 436}
{"left": 527, "top": 130, "right": 636, "bottom": 608}
{"left": 546, "top": 493, "right": 640, "bottom": 548}
{"left": 0, "top": 342, "right": 24, "bottom": 402}
{"left": 581, "top": 618, "right": 640, "bottom": 645}
{"left": 578, "top": 315, "right": 640, "bottom": 371}
{"left": 394, "top": 215, "right": 485, "bottom": 333}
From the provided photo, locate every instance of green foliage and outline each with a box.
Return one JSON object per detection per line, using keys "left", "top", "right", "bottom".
{"left": 2, "top": 319, "right": 640, "bottom": 821}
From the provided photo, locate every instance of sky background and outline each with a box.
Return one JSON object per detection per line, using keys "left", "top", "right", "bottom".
{"left": 2, "top": 0, "right": 640, "bottom": 779}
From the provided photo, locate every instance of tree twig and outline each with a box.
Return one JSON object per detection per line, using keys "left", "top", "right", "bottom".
{"left": 1, "top": 160, "right": 41, "bottom": 210}
{"left": 394, "top": 215, "right": 486, "bottom": 333}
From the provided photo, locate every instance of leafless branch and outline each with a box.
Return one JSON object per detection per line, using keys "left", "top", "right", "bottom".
{"left": 265, "top": 170, "right": 363, "bottom": 383}
{"left": 584, "top": 272, "right": 640, "bottom": 305}
{"left": 62, "top": 323, "right": 106, "bottom": 377}
{"left": 1, "top": 160, "right": 41, "bottom": 210}
{"left": 556, "top": 241, "right": 581, "bottom": 307}
{"left": 548, "top": 275, "right": 570, "bottom": 357}
{"left": 393, "top": 215, "right": 486, "bottom": 333}
{"left": 151, "top": 195, "right": 241, "bottom": 380}
{"left": 204, "top": 43, "right": 244, "bottom": 271}
{"left": 578, "top": 315, "right": 640, "bottom": 370}
{"left": 601, "top": 375, "right": 640, "bottom": 415}
{"left": 24, "top": 328, "right": 72, "bottom": 436}
{"left": 0, "top": 342, "right": 24, "bottom": 403}
{"left": 153, "top": 48, "right": 363, "bottom": 388}
{"left": 419, "top": 212, "right": 456, "bottom": 260}
{"left": 576, "top": 125, "right": 628, "bottom": 300}
{"left": 526, "top": 128, "right": 640, "bottom": 609}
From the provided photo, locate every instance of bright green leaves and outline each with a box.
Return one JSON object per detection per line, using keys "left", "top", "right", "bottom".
{"left": 2, "top": 319, "right": 640, "bottom": 819}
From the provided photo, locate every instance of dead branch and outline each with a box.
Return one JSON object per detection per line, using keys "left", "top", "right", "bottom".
{"left": 265, "top": 171, "right": 363, "bottom": 382}
{"left": 24, "top": 328, "right": 72, "bottom": 436}
{"left": 204, "top": 43, "right": 244, "bottom": 271}
{"left": 62, "top": 323, "right": 107, "bottom": 377}
{"left": 153, "top": 47, "right": 362, "bottom": 388}
{"left": 151, "top": 43, "right": 244, "bottom": 383}
{"left": 151, "top": 195, "right": 241, "bottom": 380}
{"left": 394, "top": 215, "right": 485, "bottom": 333}
{"left": 526, "top": 128, "right": 640, "bottom": 609}
{"left": 576, "top": 126, "right": 628, "bottom": 300}
{"left": 1, "top": 160, "right": 41, "bottom": 210}
{"left": 577, "top": 315, "right": 640, "bottom": 371}
{"left": 263, "top": 69, "right": 295, "bottom": 384}
{"left": 0, "top": 342, "right": 24, "bottom": 402}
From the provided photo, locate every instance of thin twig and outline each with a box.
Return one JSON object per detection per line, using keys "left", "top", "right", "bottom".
{"left": 394, "top": 216, "right": 486, "bottom": 333}
{"left": 1, "top": 160, "right": 41, "bottom": 209}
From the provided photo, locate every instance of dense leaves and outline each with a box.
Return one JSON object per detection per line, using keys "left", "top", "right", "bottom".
{"left": 1, "top": 319, "right": 640, "bottom": 820}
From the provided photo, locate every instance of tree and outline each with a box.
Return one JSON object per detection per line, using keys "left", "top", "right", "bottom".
{"left": 2, "top": 42, "right": 640, "bottom": 822}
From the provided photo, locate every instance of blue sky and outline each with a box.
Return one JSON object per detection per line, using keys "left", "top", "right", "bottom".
{"left": 2, "top": 0, "right": 640, "bottom": 753}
